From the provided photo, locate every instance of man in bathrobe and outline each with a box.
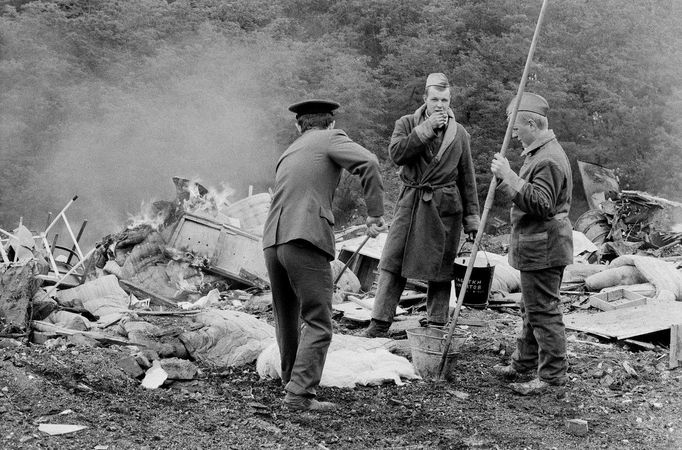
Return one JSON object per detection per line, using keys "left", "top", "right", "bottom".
{"left": 365, "top": 73, "right": 480, "bottom": 337}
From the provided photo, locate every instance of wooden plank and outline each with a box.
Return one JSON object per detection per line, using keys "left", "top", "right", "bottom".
{"left": 670, "top": 324, "right": 682, "bottom": 370}
{"left": 118, "top": 279, "right": 177, "bottom": 309}
{"left": 31, "top": 320, "right": 138, "bottom": 346}
{"left": 564, "top": 302, "right": 682, "bottom": 340}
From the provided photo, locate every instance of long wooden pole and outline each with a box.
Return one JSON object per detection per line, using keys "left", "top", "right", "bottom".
{"left": 438, "top": 0, "right": 551, "bottom": 379}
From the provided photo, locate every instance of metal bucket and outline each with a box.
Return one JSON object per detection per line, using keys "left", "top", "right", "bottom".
{"left": 406, "top": 327, "right": 465, "bottom": 380}
{"left": 453, "top": 254, "right": 495, "bottom": 309}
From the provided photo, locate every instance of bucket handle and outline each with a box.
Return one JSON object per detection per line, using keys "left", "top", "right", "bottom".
{"left": 456, "top": 240, "right": 492, "bottom": 268}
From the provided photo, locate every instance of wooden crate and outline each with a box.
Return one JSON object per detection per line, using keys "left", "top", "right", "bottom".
{"left": 169, "top": 213, "right": 269, "bottom": 287}
{"left": 589, "top": 288, "right": 647, "bottom": 311}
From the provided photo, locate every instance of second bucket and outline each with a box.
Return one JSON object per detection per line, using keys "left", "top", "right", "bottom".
{"left": 406, "top": 326, "right": 466, "bottom": 380}
{"left": 453, "top": 252, "right": 495, "bottom": 309}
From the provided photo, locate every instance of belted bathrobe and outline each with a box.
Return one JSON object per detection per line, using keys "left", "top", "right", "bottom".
{"left": 379, "top": 105, "right": 480, "bottom": 282}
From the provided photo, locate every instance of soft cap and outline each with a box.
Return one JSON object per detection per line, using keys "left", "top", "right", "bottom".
{"left": 425, "top": 73, "right": 449, "bottom": 89}
{"left": 512, "top": 92, "right": 549, "bottom": 116}
{"left": 288, "top": 99, "right": 340, "bottom": 118}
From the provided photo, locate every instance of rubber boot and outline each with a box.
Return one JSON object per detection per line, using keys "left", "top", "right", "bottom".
{"left": 363, "top": 318, "right": 391, "bottom": 338}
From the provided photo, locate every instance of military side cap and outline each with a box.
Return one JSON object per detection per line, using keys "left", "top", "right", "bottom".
{"left": 515, "top": 92, "right": 549, "bottom": 116}
{"left": 288, "top": 99, "right": 340, "bottom": 118}
{"left": 425, "top": 73, "right": 449, "bottom": 89}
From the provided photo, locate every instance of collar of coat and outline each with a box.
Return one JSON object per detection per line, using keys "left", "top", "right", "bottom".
{"left": 521, "top": 130, "right": 557, "bottom": 157}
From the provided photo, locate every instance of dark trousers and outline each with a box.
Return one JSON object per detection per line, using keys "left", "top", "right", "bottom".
{"left": 371, "top": 269, "right": 451, "bottom": 324}
{"left": 263, "top": 241, "right": 333, "bottom": 398}
{"left": 512, "top": 266, "right": 568, "bottom": 384}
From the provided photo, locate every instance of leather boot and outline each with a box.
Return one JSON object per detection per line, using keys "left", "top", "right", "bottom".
{"left": 509, "top": 377, "right": 566, "bottom": 396}
{"left": 492, "top": 364, "right": 530, "bottom": 380}
{"left": 362, "top": 319, "right": 391, "bottom": 338}
{"left": 283, "top": 393, "right": 336, "bottom": 411}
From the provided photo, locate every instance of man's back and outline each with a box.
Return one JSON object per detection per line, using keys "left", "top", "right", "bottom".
{"left": 263, "top": 129, "right": 383, "bottom": 259}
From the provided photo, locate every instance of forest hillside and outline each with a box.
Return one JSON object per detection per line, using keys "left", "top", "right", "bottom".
{"left": 1, "top": 0, "right": 681, "bottom": 239}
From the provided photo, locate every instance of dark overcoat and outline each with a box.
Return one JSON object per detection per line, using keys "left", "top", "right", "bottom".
{"left": 497, "top": 130, "right": 573, "bottom": 270}
{"left": 262, "top": 129, "right": 385, "bottom": 260}
{"left": 379, "top": 105, "right": 480, "bottom": 281}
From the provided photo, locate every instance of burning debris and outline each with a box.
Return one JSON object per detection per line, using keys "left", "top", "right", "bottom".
{"left": 0, "top": 177, "right": 412, "bottom": 390}
{"left": 0, "top": 177, "right": 277, "bottom": 375}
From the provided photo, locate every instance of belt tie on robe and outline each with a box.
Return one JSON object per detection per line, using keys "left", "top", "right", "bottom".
{"left": 402, "top": 180, "right": 457, "bottom": 202}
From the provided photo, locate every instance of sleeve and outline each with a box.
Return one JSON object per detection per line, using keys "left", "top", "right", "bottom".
{"left": 388, "top": 117, "right": 435, "bottom": 165}
{"left": 498, "top": 159, "right": 563, "bottom": 219}
{"left": 456, "top": 130, "right": 481, "bottom": 233}
{"left": 327, "top": 131, "right": 385, "bottom": 217}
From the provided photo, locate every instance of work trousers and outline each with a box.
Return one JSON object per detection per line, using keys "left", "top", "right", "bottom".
{"left": 263, "top": 241, "right": 333, "bottom": 398}
{"left": 512, "top": 266, "right": 568, "bottom": 384}
{"left": 371, "top": 269, "right": 451, "bottom": 324}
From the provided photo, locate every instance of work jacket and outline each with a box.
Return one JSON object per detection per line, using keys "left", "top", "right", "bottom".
{"left": 379, "top": 104, "right": 480, "bottom": 281}
{"left": 262, "top": 128, "right": 384, "bottom": 260}
{"left": 497, "top": 130, "right": 573, "bottom": 271}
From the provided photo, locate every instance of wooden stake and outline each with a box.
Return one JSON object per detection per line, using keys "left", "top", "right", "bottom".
{"left": 670, "top": 323, "right": 682, "bottom": 369}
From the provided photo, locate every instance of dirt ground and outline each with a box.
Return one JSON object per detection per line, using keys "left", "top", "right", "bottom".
{"left": 1, "top": 301, "right": 682, "bottom": 450}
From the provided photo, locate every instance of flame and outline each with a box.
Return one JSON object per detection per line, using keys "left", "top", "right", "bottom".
{"left": 182, "top": 181, "right": 234, "bottom": 217}
{"left": 126, "top": 179, "right": 236, "bottom": 230}
{"left": 126, "top": 201, "right": 169, "bottom": 230}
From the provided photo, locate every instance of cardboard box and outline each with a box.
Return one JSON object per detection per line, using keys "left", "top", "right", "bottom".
{"left": 589, "top": 288, "right": 647, "bottom": 311}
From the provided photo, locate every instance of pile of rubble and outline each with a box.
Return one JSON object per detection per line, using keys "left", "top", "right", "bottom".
{"left": 0, "top": 177, "right": 415, "bottom": 390}
{"left": 2, "top": 166, "right": 682, "bottom": 390}
{"left": 576, "top": 160, "right": 682, "bottom": 260}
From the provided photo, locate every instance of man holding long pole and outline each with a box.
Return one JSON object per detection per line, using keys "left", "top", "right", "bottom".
{"left": 490, "top": 92, "right": 573, "bottom": 395}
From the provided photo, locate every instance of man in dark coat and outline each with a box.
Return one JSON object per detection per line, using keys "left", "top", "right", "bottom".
{"left": 490, "top": 92, "right": 573, "bottom": 395}
{"left": 262, "top": 99, "right": 385, "bottom": 411}
{"left": 365, "top": 73, "right": 481, "bottom": 337}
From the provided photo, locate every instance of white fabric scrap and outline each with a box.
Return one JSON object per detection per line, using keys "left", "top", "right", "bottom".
{"left": 141, "top": 360, "right": 168, "bottom": 389}
{"left": 256, "top": 334, "right": 417, "bottom": 388}
{"left": 178, "top": 288, "right": 220, "bottom": 310}
{"left": 180, "top": 309, "right": 275, "bottom": 367}
{"left": 55, "top": 274, "right": 129, "bottom": 316}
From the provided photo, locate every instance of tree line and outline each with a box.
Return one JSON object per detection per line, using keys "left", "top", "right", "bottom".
{"left": 1, "top": 0, "right": 680, "bottom": 234}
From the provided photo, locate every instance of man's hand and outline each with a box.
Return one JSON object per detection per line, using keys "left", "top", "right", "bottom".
{"left": 366, "top": 216, "right": 386, "bottom": 238}
{"left": 490, "top": 153, "right": 513, "bottom": 180}
{"left": 467, "top": 231, "right": 477, "bottom": 242}
{"left": 426, "top": 111, "right": 448, "bottom": 130}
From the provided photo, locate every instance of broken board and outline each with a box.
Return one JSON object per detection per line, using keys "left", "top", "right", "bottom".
{"left": 564, "top": 301, "right": 682, "bottom": 340}
{"left": 333, "top": 298, "right": 406, "bottom": 323}
{"left": 671, "top": 324, "right": 682, "bottom": 369}
{"left": 333, "top": 302, "right": 371, "bottom": 323}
